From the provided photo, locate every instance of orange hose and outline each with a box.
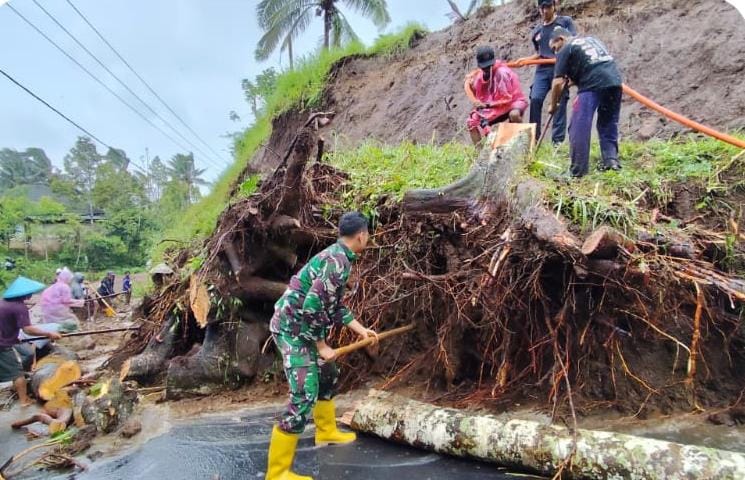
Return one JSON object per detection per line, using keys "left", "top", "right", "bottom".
{"left": 621, "top": 84, "right": 745, "bottom": 149}
{"left": 505, "top": 59, "right": 556, "bottom": 68}
{"left": 505, "top": 58, "right": 745, "bottom": 150}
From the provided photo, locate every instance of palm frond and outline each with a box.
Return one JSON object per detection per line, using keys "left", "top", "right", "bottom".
{"left": 331, "top": 11, "right": 360, "bottom": 48}
{"left": 446, "top": 0, "right": 465, "bottom": 21}
{"left": 255, "top": 5, "right": 314, "bottom": 61}
{"left": 340, "top": 0, "right": 391, "bottom": 28}
{"left": 256, "top": 0, "right": 312, "bottom": 29}
{"left": 464, "top": 0, "right": 480, "bottom": 17}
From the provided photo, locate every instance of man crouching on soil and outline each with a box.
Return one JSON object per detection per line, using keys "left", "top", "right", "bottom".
{"left": 465, "top": 45, "right": 528, "bottom": 145}
{"left": 265, "top": 211, "right": 378, "bottom": 480}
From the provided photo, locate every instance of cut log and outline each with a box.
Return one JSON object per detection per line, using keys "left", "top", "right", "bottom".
{"left": 72, "top": 379, "right": 138, "bottom": 434}
{"left": 403, "top": 125, "right": 583, "bottom": 260}
{"left": 351, "top": 390, "right": 745, "bottom": 479}
{"left": 125, "top": 316, "right": 179, "bottom": 381}
{"left": 582, "top": 226, "right": 636, "bottom": 258}
{"left": 30, "top": 360, "right": 81, "bottom": 401}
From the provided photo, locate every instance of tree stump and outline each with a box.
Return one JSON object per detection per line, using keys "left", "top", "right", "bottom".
{"left": 403, "top": 123, "right": 535, "bottom": 213}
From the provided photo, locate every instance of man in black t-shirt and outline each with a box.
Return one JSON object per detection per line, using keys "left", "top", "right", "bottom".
{"left": 549, "top": 28, "right": 623, "bottom": 177}
{"left": 515, "top": 0, "right": 576, "bottom": 144}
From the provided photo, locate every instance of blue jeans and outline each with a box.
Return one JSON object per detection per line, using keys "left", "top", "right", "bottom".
{"left": 569, "top": 87, "right": 622, "bottom": 177}
{"left": 529, "top": 67, "right": 569, "bottom": 144}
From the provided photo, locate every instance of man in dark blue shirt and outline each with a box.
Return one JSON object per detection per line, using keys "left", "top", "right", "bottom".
{"left": 549, "top": 28, "right": 623, "bottom": 177}
{"left": 515, "top": 0, "right": 576, "bottom": 144}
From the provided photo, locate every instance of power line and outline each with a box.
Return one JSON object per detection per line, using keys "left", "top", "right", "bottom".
{"left": 65, "top": 0, "right": 230, "bottom": 165}
{"left": 0, "top": 65, "right": 149, "bottom": 177}
{"left": 29, "top": 0, "right": 223, "bottom": 167}
{"left": 0, "top": 66, "right": 112, "bottom": 149}
{"left": 7, "top": 3, "right": 195, "bottom": 161}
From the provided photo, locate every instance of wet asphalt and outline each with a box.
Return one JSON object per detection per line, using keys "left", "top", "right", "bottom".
{"left": 31, "top": 409, "right": 541, "bottom": 480}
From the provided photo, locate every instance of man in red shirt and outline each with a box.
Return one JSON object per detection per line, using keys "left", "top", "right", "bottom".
{"left": 465, "top": 46, "right": 528, "bottom": 144}
{"left": 1, "top": 276, "right": 62, "bottom": 406}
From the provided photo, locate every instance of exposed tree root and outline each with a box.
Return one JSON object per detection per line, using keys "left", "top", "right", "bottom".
{"left": 105, "top": 117, "right": 745, "bottom": 417}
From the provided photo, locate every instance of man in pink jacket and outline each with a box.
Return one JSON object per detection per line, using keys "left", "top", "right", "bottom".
{"left": 465, "top": 46, "right": 528, "bottom": 144}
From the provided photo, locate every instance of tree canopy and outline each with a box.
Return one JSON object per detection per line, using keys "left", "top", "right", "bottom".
{"left": 254, "top": 0, "right": 391, "bottom": 66}
{"left": 0, "top": 136, "right": 209, "bottom": 271}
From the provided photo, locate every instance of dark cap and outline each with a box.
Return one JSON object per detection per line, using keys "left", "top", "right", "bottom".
{"left": 537, "top": 0, "right": 554, "bottom": 6}
{"left": 475, "top": 46, "right": 495, "bottom": 69}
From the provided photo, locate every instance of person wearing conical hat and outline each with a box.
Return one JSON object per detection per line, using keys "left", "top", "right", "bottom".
{"left": 1, "top": 277, "right": 62, "bottom": 406}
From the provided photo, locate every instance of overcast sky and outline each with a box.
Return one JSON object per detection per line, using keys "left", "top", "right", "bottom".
{"left": 1, "top": 1, "right": 743, "bottom": 183}
{"left": 0, "top": 0, "right": 456, "bottom": 182}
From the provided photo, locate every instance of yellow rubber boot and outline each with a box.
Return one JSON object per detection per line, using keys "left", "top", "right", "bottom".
{"left": 313, "top": 400, "right": 356, "bottom": 446}
{"left": 265, "top": 425, "right": 313, "bottom": 480}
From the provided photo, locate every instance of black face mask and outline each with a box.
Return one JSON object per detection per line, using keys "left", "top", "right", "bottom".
{"left": 482, "top": 67, "right": 492, "bottom": 81}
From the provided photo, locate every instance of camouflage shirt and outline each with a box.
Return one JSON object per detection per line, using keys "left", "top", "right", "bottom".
{"left": 270, "top": 240, "right": 357, "bottom": 344}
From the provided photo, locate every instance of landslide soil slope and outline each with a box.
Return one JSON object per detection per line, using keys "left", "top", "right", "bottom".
{"left": 251, "top": 0, "right": 745, "bottom": 172}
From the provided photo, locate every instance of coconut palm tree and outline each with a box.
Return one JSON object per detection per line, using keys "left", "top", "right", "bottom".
{"left": 167, "top": 153, "right": 208, "bottom": 204}
{"left": 254, "top": 0, "right": 391, "bottom": 66}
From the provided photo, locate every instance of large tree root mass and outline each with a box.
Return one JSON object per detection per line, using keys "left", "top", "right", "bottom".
{"left": 108, "top": 115, "right": 745, "bottom": 423}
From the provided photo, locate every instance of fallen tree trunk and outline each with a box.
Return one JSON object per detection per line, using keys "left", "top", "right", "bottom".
{"left": 351, "top": 390, "right": 745, "bottom": 479}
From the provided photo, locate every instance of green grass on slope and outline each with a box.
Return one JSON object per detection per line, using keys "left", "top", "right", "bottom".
{"left": 234, "top": 22, "right": 427, "bottom": 165}
{"left": 152, "top": 24, "right": 426, "bottom": 262}
{"left": 324, "top": 141, "right": 476, "bottom": 216}
{"left": 526, "top": 135, "right": 744, "bottom": 234}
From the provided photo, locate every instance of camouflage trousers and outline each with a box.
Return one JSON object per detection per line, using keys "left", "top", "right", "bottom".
{"left": 273, "top": 334, "right": 339, "bottom": 434}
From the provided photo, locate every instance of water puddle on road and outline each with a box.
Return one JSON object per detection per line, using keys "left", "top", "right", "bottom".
{"left": 19, "top": 404, "right": 542, "bottom": 480}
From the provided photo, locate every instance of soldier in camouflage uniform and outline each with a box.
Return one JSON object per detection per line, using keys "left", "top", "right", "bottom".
{"left": 265, "top": 212, "right": 377, "bottom": 480}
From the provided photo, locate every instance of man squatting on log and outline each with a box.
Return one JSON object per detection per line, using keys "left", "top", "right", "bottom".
{"left": 265, "top": 212, "right": 379, "bottom": 480}
{"left": 0, "top": 277, "right": 62, "bottom": 407}
{"left": 548, "top": 27, "right": 623, "bottom": 177}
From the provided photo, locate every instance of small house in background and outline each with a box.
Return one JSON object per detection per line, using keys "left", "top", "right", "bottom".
{"left": 6, "top": 184, "right": 105, "bottom": 258}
